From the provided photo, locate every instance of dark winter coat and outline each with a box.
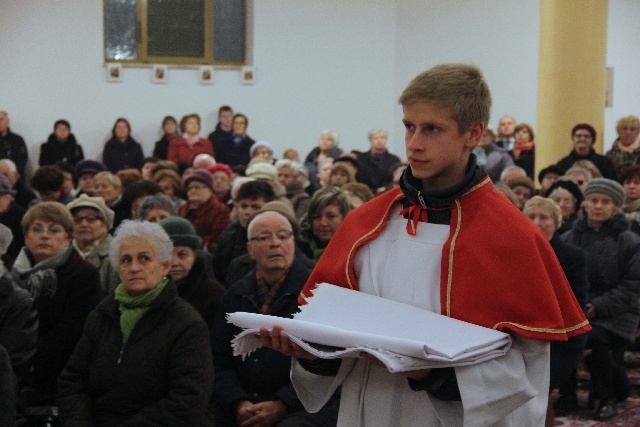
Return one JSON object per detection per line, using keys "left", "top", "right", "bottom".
{"left": 211, "top": 258, "right": 338, "bottom": 426}
{"left": 213, "top": 220, "right": 248, "bottom": 284}
{"left": 12, "top": 179, "right": 37, "bottom": 211}
{"left": 39, "top": 134, "right": 84, "bottom": 167}
{"left": 556, "top": 149, "right": 618, "bottom": 181}
{"left": 356, "top": 149, "right": 401, "bottom": 192}
{"left": 175, "top": 253, "right": 226, "bottom": 331}
{"left": 0, "top": 271, "right": 37, "bottom": 388}
{"left": 211, "top": 133, "right": 254, "bottom": 168}
{"left": 509, "top": 145, "right": 535, "bottom": 179}
{"left": 14, "top": 248, "right": 101, "bottom": 403}
{"left": 102, "top": 137, "right": 144, "bottom": 174}
{"left": 179, "top": 196, "right": 231, "bottom": 253}
{"left": 548, "top": 233, "right": 589, "bottom": 388}
{"left": 57, "top": 281, "right": 214, "bottom": 426}
{"left": 0, "top": 129, "right": 29, "bottom": 178}
{"left": 562, "top": 213, "right": 640, "bottom": 342}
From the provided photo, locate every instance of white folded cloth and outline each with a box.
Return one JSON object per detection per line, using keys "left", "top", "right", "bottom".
{"left": 229, "top": 283, "right": 511, "bottom": 373}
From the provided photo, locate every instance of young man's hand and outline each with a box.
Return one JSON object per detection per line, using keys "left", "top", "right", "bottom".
{"left": 259, "top": 325, "right": 318, "bottom": 360}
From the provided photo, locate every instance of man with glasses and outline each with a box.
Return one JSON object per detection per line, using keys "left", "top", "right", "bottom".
{"left": 66, "top": 195, "right": 117, "bottom": 296}
{"left": 556, "top": 123, "right": 618, "bottom": 180}
{"left": 210, "top": 210, "right": 339, "bottom": 426}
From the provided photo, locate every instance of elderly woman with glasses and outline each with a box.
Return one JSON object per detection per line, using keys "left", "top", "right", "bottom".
{"left": 66, "top": 195, "right": 118, "bottom": 296}
{"left": 57, "top": 220, "right": 214, "bottom": 425}
{"left": 179, "top": 170, "right": 231, "bottom": 252}
{"left": 523, "top": 196, "right": 588, "bottom": 424}
{"left": 560, "top": 179, "right": 640, "bottom": 420}
{"left": 11, "top": 202, "right": 100, "bottom": 407}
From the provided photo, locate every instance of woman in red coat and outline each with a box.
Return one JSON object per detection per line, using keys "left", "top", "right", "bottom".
{"left": 178, "top": 169, "right": 231, "bottom": 253}
{"left": 168, "top": 114, "right": 214, "bottom": 165}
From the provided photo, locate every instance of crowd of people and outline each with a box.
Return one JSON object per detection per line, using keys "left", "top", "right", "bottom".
{"left": 0, "top": 88, "right": 638, "bottom": 425}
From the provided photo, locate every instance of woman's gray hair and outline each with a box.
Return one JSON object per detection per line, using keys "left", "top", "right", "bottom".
{"left": 274, "top": 159, "right": 301, "bottom": 175}
{"left": 109, "top": 220, "right": 174, "bottom": 269}
{"left": 136, "top": 193, "right": 177, "bottom": 220}
{"left": 320, "top": 130, "right": 339, "bottom": 146}
{"left": 367, "top": 128, "right": 388, "bottom": 141}
{"left": 308, "top": 186, "right": 353, "bottom": 219}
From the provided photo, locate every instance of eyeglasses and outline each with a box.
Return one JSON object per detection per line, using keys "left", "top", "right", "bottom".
{"left": 249, "top": 230, "right": 294, "bottom": 245}
{"left": 73, "top": 215, "right": 101, "bottom": 224}
{"left": 187, "top": 183, "right": 208, "bottom": 191}
{"left": 28, "top": 224, "right": 66, "bottom": 235}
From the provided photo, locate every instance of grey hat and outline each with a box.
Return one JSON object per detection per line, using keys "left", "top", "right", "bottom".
{"left": 159, "top": 216, "right": 202, "bottom": 249}
{"left": 583, "top": 178, "right": 626, "bottom": 206}
{"left": 67, "top": 194, "right": 115, "bottom": 229}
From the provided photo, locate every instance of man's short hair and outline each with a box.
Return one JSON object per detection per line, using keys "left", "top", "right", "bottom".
{"left": 31, "top": 166, "right": 64, "bottom": 192}
{"left": 0, "top": 159, "right": 17, "bottom": 174}
{"left": 235, "top": 180, "right": 276, "bottom": 202}
{"left": 398, "top": 63, "right": 492, "bottom": 133}
{"left": 218, "top": 105, "right": 233, "bottom": 116}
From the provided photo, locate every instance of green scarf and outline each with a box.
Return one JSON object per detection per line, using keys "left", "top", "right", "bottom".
{"left": 309, "top": 239, "right": 326, "bottom": 262}
{"left": 114, "top": 277, "right": 169, "bottom": 348}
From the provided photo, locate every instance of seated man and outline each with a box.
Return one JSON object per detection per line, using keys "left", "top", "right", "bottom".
{"left": 0, "top": 111, "right": 28, "bottom": 179}
{"left": 213, "top": 180, "right": 276, "bottom": 284}
{"left": 211, "top": 210, "right": 339, "bottom": 426}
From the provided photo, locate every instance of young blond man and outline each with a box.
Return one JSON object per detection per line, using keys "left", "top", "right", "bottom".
{"left": 261, "top": 64, "right": 589, "bottom": 426}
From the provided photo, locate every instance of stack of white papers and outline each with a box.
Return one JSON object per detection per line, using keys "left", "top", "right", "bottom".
{"left": 229, "top": 283, "right": 511, "bottom": 372}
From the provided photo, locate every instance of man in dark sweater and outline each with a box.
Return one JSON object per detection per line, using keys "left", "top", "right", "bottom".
{"left": 556, "top": 123, "right": 618, "bottom": 181}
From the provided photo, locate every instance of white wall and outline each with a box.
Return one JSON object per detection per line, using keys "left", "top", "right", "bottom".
{"left": 1, "top": 0, "right": 639, "bottom": 178}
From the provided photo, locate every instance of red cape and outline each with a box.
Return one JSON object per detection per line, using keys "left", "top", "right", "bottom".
{"left": 299, "top": 177, "right": 590, "bottom": 341}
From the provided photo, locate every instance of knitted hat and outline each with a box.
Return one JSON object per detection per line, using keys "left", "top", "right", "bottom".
{"left": 254, "top": 200, "right": 300, "bottom": 237}
{"left": 546, "top": 180, "right": 583, "bottom": 208}
{"left": 207, "top": 163, "right": 232, "bottom": 178}
{"left": 159, "top": 216, "right": 202, "bottom": 249}
{"left": 184, "top": 169, "right": 214, "bottom": 191}
{"left": 75, "top": 159, "right": 107, "bottom": 178}
{"left": 249, "top": 140, "right": 273, "bottom": 158}
{"left": 246, "top": 162, "right": 277, "bottom": 181}
{"left": 0, "top": 174, "right": 15, "bottom": 195}
{"left": 583, "top": 177, "right": 626, "bottom": 206}
{"left": 66, "top": 194, "right": 115, "bottom": 229}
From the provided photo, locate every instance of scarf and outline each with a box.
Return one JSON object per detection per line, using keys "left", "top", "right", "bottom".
{"left": 511, "top": 141, "right": 534, "bottom": 159}
{"left": 616, "top": 137, "right": 640, "bottom": 154}
{"left": 309, "top": 238, "right": 326, "bottom": 261}
{"left": 114, "top": 277, "right": 169, "bottom": 348}
{"left": 255, "top": 268, "right": 290, "bottom": 314}
{"left": 11, "top": 245, "right": 73, "bottom": 298}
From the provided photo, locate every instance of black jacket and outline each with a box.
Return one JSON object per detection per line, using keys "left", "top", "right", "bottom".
{"left": 562, "top": 213, "right": 640, "bottom": 342}
{"left": 57, "top": 281, "right": 214, "bottom": 426}
{"left": 0, "top": 129, "right": 28, "bottom": 178}
{"left": 356, "top": 149, "right": 401, "bottom": 192}
{"left": 213, "top": 220, "right": 248, "bottom": 284}
{"left": 17, "top": 249, "right": 101, "bottom": 403}
{"left": 211, "top": 259, "right": 338, "bottom": 426}
{"left": 0, "top": 271, "right": 37, "bottom": 388}
{"left": 211, "top": 133, "right": 254, "bottom": 168}
{"left": 175, "top": 253, "right": 226, "bottom": 331}
{"left": 38, "top": 134, "right": 84, "bottom": 167}
{"left": 556, "top": 149, "right": 618, "bottom": 181}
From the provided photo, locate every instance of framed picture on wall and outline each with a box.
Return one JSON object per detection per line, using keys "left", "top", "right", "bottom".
{"left": 106, "top": 63, "right": 122, "bottom": 82}
{"left": 153, "top": 64, "right": 168, "bottom": 83}
{"left": 199, "top": 66, "right": 214, "bottom": 85}
{"left": 240, "top": 66, "right": 255, "bottom": 85}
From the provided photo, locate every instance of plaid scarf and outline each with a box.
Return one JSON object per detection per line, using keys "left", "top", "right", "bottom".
{"left": 255, "top": 268, "right": 290, "bottom": 314}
